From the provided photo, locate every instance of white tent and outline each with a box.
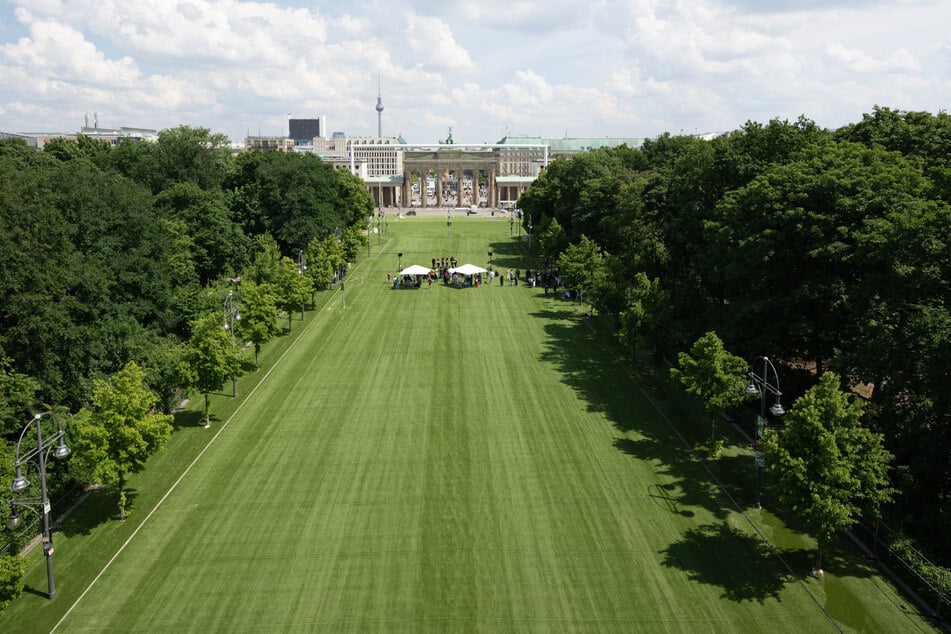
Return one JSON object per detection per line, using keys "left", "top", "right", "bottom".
{"left": 450, "top": 263, "right": 488, "bottom": 276}
{"left": 399, "top": 265, "right": 432, "bottom": 276}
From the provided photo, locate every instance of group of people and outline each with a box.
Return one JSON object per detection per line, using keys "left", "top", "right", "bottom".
{"left": 383, "top": 255, "right": 567, "bottom": 295}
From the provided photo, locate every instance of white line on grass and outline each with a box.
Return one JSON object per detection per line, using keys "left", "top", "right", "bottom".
{"left": 51, "top": 260, "right": 368, "bottom": 633}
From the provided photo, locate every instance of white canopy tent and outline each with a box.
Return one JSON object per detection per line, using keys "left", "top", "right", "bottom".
{"left": 398, "top": 265, "right": 433, "bottom": 276}
{"left": 449, "top": 264, "right": 488, "bottom": 276}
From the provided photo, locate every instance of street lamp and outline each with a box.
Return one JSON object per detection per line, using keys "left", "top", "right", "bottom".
{"left": 527, "top": 216, "right": 533, "bottom": 254}
{"left": 223, "top": 291, "right": 241, "bottom": 398}
{"left": 745, "top": 356, "right": 786, "bottom": 508}
{"left": 397, "top": 252, "right": 403, "bottom": 272}
{"left": 297, "top": 250, "right": 307, "bottom": 322}
{"left": 488, "top": 251, "right": 492, "bottom": 270}
{"left": 367, "top": 217, "right": 372, "bottom": 257}
{"left": 447, "top": 211, "right": 452, "bottom": 235}
{"left": 9, "top": 412, "right": 71, "bottom": 600}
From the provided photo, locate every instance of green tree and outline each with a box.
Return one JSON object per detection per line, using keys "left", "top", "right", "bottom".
{"left": 180, "top": 312, "right": 244, "bottom": 428}
{"left": 761, "top": 372, "right": 894, "bottom": 573}
{"left": 304, "top": 236, "right": 341, "bottom": 292}
{"left": 0, "top": 353, "right": 39, "bottom": 436}
{"left": 0, "top": 555, "right": 28, "bottom": 616}
{"left": 273, "top": 257, "right": 311, "bottom": 332}
{"left": 619, "top": 272, "right": 672, "bottom": 363}
{"left": 154, "top": 182, "right": 251, "bottom": 285}
{"left": 669, "top": 332, "right": 748, "bottom": 443}
{"left": 340, "top": 224, "right": 366, "bottom": 263}
{"left": 237, "top": 282, "right": 280, "bottom": 369}
{"left": 536, "top": 217, "right": 570, "bottom": 262}
{"left": 556, "top": 235, "right": 603, "bottom": 308}
{"left": 70, "top": 362, "right": 173, "bottom": 520}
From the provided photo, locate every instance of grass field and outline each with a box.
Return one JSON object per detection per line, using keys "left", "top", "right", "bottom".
{"left": 3, "top": 214, "right": 936, "bottom": 632}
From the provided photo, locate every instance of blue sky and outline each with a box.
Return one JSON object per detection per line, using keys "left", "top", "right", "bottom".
{"left": 1, "top": 0, "right": 948, "bottom": 143}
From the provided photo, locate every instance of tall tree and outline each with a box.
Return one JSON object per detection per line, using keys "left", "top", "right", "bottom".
{"left": 237, "top": 282, "right": 280, "bottom": 369}
{"left": 180, "top": 312, "right": 244, "bottom": 428}
{"left": 70, "top": 362, "right": 173, "bottom": 520}
{"left": 556, "top": 235, "right": 604, "bottom": 308}
{"left": 762, "top": 372, "right": 894, "bottom": 573}
{"left": 273, "top": 257, "right": 312, "bottom": 332}
{"left": 669, "top": 332, "right": 749, "bottom": 441}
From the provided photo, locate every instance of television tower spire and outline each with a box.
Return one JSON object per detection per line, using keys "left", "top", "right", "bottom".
{"left": 375, "top": 71, "right": 384, "bottom": 138}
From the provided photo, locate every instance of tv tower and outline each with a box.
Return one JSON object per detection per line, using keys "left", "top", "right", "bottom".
{"left": 375, "top": 71, "right": 384, "bottom": 138}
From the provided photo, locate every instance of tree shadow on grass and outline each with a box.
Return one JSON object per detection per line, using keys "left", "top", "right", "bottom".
{"left": 613, "top": 437, "right": 738, "bottom": 521}
{"left": 54, "top": 486, "right": 120, "bottom": 538}
{"left": 660, "top": 522, "right": 795, "bottom": 603}
{"left": 488, "top": 238, "right": 537, "bottom": 269}
{"left": 172, "top": 409, "right": 207, "bottom": 431}
{"left": 531, "top": 297, "right": 889, "bottom": 607}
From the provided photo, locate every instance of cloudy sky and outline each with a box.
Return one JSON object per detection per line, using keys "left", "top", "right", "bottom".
{"left": 1, "top": 0, "right": 948, "bottom": 144}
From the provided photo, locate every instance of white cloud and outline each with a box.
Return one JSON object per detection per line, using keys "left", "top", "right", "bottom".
{"left": 405, "top": 14, "right": 474, "bottom": 72}
{"left": 0, "top": 0, "right": 948, "bottom": 142}
{"left": 825, "top": 43, "right": 920, "bottom": 74}
{"left": 5, "top": 10, "right": 140, "bottom": 85}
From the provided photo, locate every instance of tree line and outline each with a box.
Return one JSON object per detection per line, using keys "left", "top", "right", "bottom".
{"left": 0, "top": 126, "right": 373, "bottom": 611}
{"left": 520, "top": 107, "right": 951, "bottom": 564}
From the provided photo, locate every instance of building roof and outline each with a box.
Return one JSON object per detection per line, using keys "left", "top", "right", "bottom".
{"left": 498, "top": 135, "right": 644, "bottom": 151}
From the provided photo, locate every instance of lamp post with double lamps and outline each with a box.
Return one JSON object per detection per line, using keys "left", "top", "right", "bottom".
{"left": 9, "top": 412, "right": 71, "bottom": 600}
{"left": 223, "top": 291, "right": 241, "bottom": 398}
{"left": 745, "top": 356, "right": 786, "bottom": 508}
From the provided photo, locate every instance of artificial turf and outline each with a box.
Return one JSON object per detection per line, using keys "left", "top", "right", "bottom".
{"left": 3, "top": 215, "right": 936, "bottom": 632}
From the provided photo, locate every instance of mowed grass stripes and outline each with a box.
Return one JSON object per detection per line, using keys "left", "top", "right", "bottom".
{"left": 42, "top": 216, "right": 933, "bottom": 632}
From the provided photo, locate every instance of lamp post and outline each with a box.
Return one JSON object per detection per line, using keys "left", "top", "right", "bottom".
{"left": 447, "top": 211, "right": 452, "bottom": 236}
{"left": 397, "top": 252, "right": 403, "bottom": 272}
{"left": 223, "top": 291, "right": 241, "bottom": 398}
{"left": 297, "top": 250, "right": 307, "bottom": 322}
{"left": 517, "top": 209, "right": 521, "bottom": 237}
{"left": 9, "top": 412, "right": 71, "bottom": 600}
{"left": 745, "top": 356, "right": 786, "bottom": 508}
{"left": 527, "top": 216, "right": 533, "bottom": 254}
{"left": 367, "top": 217, "right": 372, "bottom": 257}
{"left": 488, "top": 251, "right": 492, "bottom": 270}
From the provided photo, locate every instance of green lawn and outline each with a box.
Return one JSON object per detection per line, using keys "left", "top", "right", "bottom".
{"left": 4, "top": 215, "right": 936, "bottom": 632}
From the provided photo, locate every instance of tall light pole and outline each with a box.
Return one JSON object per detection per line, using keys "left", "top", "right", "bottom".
{"left": 397, "top": 252, "right": 403, "bottom": 272}
{"left": 447, "top": 211, "right": 452, "bottom": 236}
{"left": 223, "top": 291, "right": 241, "bottom": 398}
{"left": 367, "top": 216, "right": 372, "bottom": 257}
{"left": 745, "top": 356, "right": 786, "bottom": 508}
{"left": 297, "top": 250, "right": 307, "bottom": 322}
{"left": 9, "top": 412, "right": 71, "bottom": 600}
{"left": 527, "top": 216, "right": 533, "bottom": 254}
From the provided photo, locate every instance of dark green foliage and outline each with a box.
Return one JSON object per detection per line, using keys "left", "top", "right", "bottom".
{"left": 226, "top": 151, "right": 372, "bottom": 255}
{"left": 528, "top": 109, "right": 950, "bottom": 560}
{"left": 762, "top": 373, "right": 894, "bottom": 571}
{"left": 0, "top": 555, "right": 28, "bottom": 616}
